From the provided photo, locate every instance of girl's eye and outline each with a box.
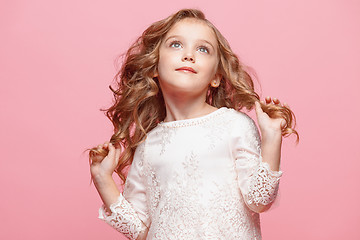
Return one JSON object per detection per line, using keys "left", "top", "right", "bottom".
{"left": 198, "top": 46, "right": 210, "bottom": 54}
{"left": 170, "top": 41, "right": 181, "bottom": 48}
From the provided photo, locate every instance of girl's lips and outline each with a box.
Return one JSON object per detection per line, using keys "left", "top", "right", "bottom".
{"left": 175, "top": 67, "right": 197, "bottom": 74}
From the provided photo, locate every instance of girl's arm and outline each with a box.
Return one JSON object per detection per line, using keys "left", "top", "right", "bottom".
{"left": 90, "top": 143, "right": 148, "bottom": 240}
{"left": 91, "top": 142, "right": 123, "bottom": 210}
{"left": 235, "top": 98, "right": 286, "bottom": 213}
{"left": 255, "top": 98, "right": 285, "bottom": 172}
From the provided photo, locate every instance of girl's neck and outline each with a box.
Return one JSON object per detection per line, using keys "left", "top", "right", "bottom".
{"left": 162, "top": 96, "right": 218, "bottom": 122}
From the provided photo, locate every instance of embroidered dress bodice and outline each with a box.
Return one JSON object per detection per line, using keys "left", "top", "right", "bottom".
{"left": 98, "top": 107, "right": 282, "bottom": 240}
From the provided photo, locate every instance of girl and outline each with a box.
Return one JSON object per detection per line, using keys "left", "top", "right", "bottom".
{"left": 89, "top": 8, "right": 298, "bottom": 240}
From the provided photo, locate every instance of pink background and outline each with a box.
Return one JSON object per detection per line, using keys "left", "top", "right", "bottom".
{"left": 1, "top": 0, "right": 359, "bottom": 239}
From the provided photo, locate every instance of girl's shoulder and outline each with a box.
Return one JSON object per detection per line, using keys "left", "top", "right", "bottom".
{"left": 223, "top": 108, "right": 259, "bottom": 136}
{"left": 223, "top": 107, "right": 256, "bottom": 125}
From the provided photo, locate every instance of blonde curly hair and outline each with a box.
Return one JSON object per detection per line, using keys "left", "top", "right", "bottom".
{"left": 89, "top": 8, "right": 298, "bottom": 184}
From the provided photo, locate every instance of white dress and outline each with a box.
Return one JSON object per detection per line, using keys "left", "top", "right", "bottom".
{"left": 98, "top": 107, "right": 282, "bottom": 240}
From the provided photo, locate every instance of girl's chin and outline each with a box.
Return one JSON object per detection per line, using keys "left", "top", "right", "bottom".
{"left": 162, "top": 85, "right": 208, "bottom": 98}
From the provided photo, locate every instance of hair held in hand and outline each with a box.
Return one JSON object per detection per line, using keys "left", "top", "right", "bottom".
{"left": 89, "top": 9, "right": 299, "bottom": 184}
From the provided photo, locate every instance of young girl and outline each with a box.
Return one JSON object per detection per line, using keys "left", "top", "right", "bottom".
{"left": 89, "top": 8, "right": 298, "bottom": 240}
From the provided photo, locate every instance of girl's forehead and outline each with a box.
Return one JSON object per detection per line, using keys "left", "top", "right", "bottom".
{"left": 165, "top": 18, "right": 217, "bottom": 45}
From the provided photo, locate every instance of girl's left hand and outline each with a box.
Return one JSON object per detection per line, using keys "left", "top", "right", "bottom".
{"left": 255, "top": 97, "right": 286, "bottom": 139}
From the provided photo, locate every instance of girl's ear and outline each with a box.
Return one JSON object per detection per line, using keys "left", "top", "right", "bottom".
{"left": 153, "top": 70, "right": 159, "bottom": 78}
{"left": 210, "top": 74, "right": 221, "bottom": 88}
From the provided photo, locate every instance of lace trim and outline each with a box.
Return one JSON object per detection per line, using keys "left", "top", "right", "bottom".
{"left": 98, "top": 194, "right": 145, "bottom": 240}
{"left": 246, "top": 161, "right": 283, "bottom": 206}
{"left": 158, "top": 107, "right": 227, "bottom": 128}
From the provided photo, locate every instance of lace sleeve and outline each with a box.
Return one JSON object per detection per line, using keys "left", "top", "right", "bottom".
{"left": 233, "top": 113, "right": 283, "bottom": 208}
{"left": 98, "top": 194, "right": 148, "bottom": 240}
{"left": 237, "top": 152, "right": 283, "bottom": 206}
{"left": 98, "top": 143, "right": 149, "bottom": 239}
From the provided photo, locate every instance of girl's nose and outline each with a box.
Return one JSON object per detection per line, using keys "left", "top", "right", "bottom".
{"left": 182, "top": 53, "right": 195, "bottom": 63}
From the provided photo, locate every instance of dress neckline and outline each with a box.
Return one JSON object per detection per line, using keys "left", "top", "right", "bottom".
{"left": 158, "top": 107, "right": 228, "bottom": 128}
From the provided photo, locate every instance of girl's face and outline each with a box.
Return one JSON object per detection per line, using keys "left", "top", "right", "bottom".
{"left": 157, "top": 18, "right": 220, "bottom": 98}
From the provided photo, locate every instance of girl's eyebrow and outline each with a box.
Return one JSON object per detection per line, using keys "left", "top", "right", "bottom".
{"left": 165, "top": 35, "right": 215, "bottom": 50}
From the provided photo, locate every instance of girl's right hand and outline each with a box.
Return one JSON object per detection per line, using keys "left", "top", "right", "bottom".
{"left": 90, "top": 142, "right": 121, "bottom": 178}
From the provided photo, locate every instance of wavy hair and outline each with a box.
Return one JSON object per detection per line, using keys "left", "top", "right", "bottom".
{"left": 89, "top": 9, "right": 299, "bottom": 184}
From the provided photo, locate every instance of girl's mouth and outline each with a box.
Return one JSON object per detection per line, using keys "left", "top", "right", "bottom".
{"left": 175, "top": 67, "right": 197, "bottom": 74}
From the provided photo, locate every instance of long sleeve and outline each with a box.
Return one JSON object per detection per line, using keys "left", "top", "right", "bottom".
{"left": 98, "top": 194, "right": 148, "bottom": 239}
{"left": 233, "top": 113, "right": 283, "bottom": 208}
{"left": 98, "top": 144, "right": 150, "bottom": 240}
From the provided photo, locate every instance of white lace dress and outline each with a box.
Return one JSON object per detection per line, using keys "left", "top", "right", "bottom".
{"left": 98, "top": 107, "right": 282, "bottom": 240}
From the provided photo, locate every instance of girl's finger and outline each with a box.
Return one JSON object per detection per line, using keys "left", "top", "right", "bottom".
{"left": 115, "top": 147, "right": 121, "bottom": 164}
{"left": 254, "top": 101, "right": 263, "bottom": 116}
{"left": 107, "top": 143, "right": 116, "bottom": 159}
{"left": 273, "top": 98, "right": 280, "bottom": 105}
{"left": 265, "top": 96, "right": 271, "bottom": 104}
{"left": 280, "top": 119, "right": 286, "bottom": 128}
